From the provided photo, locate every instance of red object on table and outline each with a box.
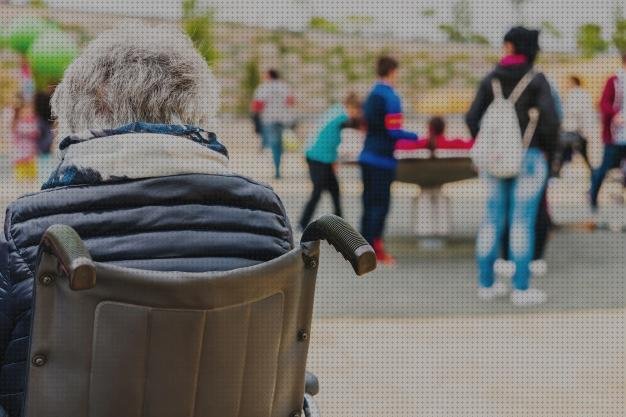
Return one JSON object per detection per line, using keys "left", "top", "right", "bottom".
{"left": 395, "top": 135, "right": 474, "bottom": 151}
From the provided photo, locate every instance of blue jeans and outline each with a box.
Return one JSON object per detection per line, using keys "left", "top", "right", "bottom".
{"left": 360, "top": 163, "right": 395, "bottom": 244}
{"left": 262, "top": 122, "right": 284, "bottom": 178}
{"left": 477, "top": 148, "right": 548, "bottom": 290}
{"left": 590, "top": 144, "right": 626, "bottom": 208}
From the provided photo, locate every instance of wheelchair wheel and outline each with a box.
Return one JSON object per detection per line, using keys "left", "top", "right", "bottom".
{"left": 304, "top": 393, "right": 321, "bottom": 417}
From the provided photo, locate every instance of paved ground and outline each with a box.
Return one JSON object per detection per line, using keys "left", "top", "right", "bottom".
{"left": 307, "top": 311, "right": 625, "bottom": 417}
{"left": 227, "top": 124, "right": 626, "bottom": 416}
{"left": 1, "top": 121, "right": 625, "bottom": 416}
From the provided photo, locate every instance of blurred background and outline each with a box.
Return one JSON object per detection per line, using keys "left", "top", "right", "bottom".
{"left": 1, "top": 1, "right": 626, "bottom": 416}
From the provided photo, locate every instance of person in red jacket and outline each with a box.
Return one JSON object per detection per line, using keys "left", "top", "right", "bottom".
{"left": 395, "top": 116, "right": 474, "bottom": 151}
{"left": 590, "top": 54, "right": 626, "bottom": 210}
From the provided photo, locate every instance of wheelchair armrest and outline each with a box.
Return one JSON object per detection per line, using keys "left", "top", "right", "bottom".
{"left": 305, "top": 371, "right": 319, "bottom": 396}
{"left": 301, "top": 215, "right": 376, "bottom": 276}
{"left": 39, "top": 225, "right": 96, "bottom": 290}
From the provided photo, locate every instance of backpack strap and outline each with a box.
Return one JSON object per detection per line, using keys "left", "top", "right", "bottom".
{"left": 491, "top": 79, "right": 503, "bottom": 99}
{"left": 522, "top": 108, "right": 540, "bottom": 149}
{"left": 508, "top": 71, "right": 536, "bottom": 104}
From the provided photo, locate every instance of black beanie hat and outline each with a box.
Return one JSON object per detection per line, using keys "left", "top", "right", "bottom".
{"left": 504, "top": 26, "right": 540, "bottom": 63}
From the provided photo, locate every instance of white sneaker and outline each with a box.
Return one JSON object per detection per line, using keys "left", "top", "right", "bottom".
{"left": 529, "top": 260, "right": 547, "bottom": 277}
{"left": 511, "top": 288, "right": 547, "bottom": 306}
{"left": 478, "top": 280, "right": 509, "bottom": 300}
{"left": 494, "top": 259, "right": 515, "bottom": 279}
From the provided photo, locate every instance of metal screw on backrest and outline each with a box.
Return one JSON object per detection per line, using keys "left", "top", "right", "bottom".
{"left": 297, "top": 329, "right": 308, "bottom": 342}
{"left": 289, "top": 412, "right": 301, "bottom": 417}
{"left": 32, "top": 354, "right": 47, "bottom": 367}
{"left": 39, "top": 274, "right": 55, "bottom": 286}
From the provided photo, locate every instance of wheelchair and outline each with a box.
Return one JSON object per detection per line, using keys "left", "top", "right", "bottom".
{"left": 23, "top": 215, "right": 376, "bottom": 417}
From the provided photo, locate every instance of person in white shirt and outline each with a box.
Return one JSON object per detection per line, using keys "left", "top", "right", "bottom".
{"left": 558, "top": 76, "right": 594, "bottom": 173}
{"left": 251, "top": 69, "right": 295, "bottom": 179}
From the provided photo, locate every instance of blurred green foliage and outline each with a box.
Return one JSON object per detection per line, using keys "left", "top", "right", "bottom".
{"left": 308, "top": 17, "right": 340, "bottom": 34}
{"left": 182, "top": 0, "right": 219, "bottom": 66}
{"left": 613, "top": 20, "right": 626, "bottom": 54}
{"left": 28, "top": 29, "right": 79, "bottom": 91}
{"left": 30, "top": 0, "right": 47, "bottom": 8}
{"left": 8, "top": 16, "right": 52, "bottom": 54}
{"left": 577, "top": 24, "right": 608, "bottom": 58}
{"left": 541, "top": 21, "right": 562, "bottom": 39}
{"left": 438, "top": 25, "right": 466, "bottom": 43}
{"left": 407, "top": 60, "right": 457, "bottom": 90}
{"left": 422, "top": 8, "right": 436, "bottom": 17}
{"left": 438, "top": 25, "right": 489, "bottom": 45}
{"left": 239, "top": 59, "right": 260, "bottom": 114}
{"left": 438, "top": 1, "right": 489, "bottom": 45}
{"left": 345, "top": 15, "right": 375, "bottom": 35}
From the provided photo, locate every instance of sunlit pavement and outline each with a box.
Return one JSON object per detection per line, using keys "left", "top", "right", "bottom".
{"left": 1, "top": 122, "right": 625, "bottom": 416}
{"left": 226, "top": 126, "right": 625, "bottom": 416}
{"left": 307, "top": 311, "right": 624, "bottom": 417}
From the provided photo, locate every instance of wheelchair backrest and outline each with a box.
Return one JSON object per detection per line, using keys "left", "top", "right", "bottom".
{"left": 25, "top": 241, "right": 319, "bottom": 417}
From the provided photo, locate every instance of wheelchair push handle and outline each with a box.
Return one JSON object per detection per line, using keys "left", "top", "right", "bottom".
{"left": 40, "top": 225, "right": 96, "bottom": 291}
{"left": 301, "top": 215, "right": 376, "bottom": 276}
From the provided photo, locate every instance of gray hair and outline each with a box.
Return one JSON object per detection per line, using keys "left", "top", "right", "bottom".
{"left": 51, "top": 24, "right": 219, "bottom": 137}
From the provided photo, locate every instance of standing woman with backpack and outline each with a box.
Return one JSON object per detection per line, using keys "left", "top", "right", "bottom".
{"left": 466, "top": 27, "right": 559, "bottom": 305}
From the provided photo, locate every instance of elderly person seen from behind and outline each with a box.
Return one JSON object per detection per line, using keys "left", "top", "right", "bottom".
{"left": 0, "top": 25, "right": 293, "bottom": 416}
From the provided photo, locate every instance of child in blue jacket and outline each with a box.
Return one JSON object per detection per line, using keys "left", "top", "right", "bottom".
{"left": 360, "top": 56, "right": 418, "bottom": 264}
{"left": 299, "top": 93, "right": 362, "bottom": 230}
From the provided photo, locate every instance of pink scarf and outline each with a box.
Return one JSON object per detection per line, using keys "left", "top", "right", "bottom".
{"left": 500, "top": 54, "right": 528, "bottom": 67}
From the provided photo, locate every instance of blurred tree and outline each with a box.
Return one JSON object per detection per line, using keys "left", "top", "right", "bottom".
{"left": 541, "top": 21, "right": 562, "bottom": 39}
{"left": 407, "top": 60, "right": 457, "bottom": 90}
{"left": 438, "top": 24, "right": 466, "bottom": 43}
{"left": 452, "top": 0, "right": 472, "bottom": 32}
{"left": 28, "top": 29, "right": 78, "bottom": 91}
{"left": 182, "top": 0, "right": 219, "bottom": 66}
{"left": 0, "top": 26, "right": 9, "bottom": 50}
{"left": 466, "top": 33, "right": 490, "bottom": 45}
{"left": 291, "top": 0, "right": 315, "bottom": 27}
{"left": 239, "top": 59, "right": 260, "bottom": 114}
{"left": 308, "top": 17, "right": 340, "bottom": 34}
{"left": 614, "top": 20, "right": 626, "bottom": 54}
{"left": 421, "top": 8, "right": 436, "bottom": 18}
{"left": 439, "top": 1, "right": 489, "bottom": 45}
{"left": 30, "top": 0, "right": 46, "bottom": 8}
{"left": 58, "top": 23, "right": 91, "bottom": 47}
{"left": 613, "top": 0, "right": 624, "bottom": 23}
{"left": 577, "top": 23, "right": 608, "bottom": 58}
{"left": 8, "top": 16, "right": 51, "bottom": 54}
{"left": 345, "top": 15, "right": 374, "bottom": 35}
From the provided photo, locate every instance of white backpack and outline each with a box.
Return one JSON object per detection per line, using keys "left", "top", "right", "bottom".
{"left": 471, "top": 72, "right": 540, "bottom": 178}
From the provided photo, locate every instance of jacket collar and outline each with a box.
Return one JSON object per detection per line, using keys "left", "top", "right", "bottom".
{"left": 57, "top": 122, "right": 228, "bottom": 158}
{"left": 43, "top": 123, "right": 230, "bottom": 189}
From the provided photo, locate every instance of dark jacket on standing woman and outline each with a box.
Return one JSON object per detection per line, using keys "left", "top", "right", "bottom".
{"left": 0, "top": 123, "right": 294, "bottom": 417}
{"left": 465, "top": 59, "right": 560, "bottom": 163}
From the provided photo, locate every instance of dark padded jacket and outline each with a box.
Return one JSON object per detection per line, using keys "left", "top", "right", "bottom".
{"left": 465, "top": 62, "right": 560, "bottom": 162}
{"left": 0, "top": 173, "right": 293, "bottom": 416}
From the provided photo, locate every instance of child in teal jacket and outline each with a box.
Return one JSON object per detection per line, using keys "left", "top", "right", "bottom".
{"left": 299, "top": 93, "right": 362, "bottom": 229}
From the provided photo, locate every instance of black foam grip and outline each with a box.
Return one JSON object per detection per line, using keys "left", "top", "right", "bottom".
{"left": 301, "top": 215, "right": 376, "bottom": 276}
